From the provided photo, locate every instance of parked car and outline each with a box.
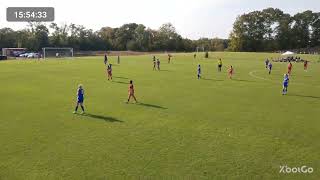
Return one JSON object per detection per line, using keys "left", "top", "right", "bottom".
{"left": 27, "top": 53, "right": 40, "bottom": 58}
{"left": 19, "top": 53, "right": 30, "bottom": 57}
{"left": 13, "top": 51, "right": 26, "bottom": 57}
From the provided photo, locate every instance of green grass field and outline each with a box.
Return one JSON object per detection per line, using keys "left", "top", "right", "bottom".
{"left": 0, "top": 52, "right": 319, "bottom": 179}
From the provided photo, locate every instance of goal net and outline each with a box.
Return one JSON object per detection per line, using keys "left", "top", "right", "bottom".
{"left": 42, "top": 47, "right": 73, "bottom": 59}
{"left": 196, "top": 46, "right": 205, "bottom": 53}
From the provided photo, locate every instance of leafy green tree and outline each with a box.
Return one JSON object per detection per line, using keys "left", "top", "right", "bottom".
{"left": 229, "top": 8, "right": 320, "bottom": 52}
{"left": 2, "top": 9, "right": 320, "bottom": 53}
{"left": 0, "top": 28, "right": 17, "bottom": 49}
{"left": 49, "top": 23, "right": 69, "bottom": 47}
{"left": 310, "top": 12, "right": 320, "bottom": 47}
{"left": 98, "top": 27, "right": 115, "bottom": 50}
{"left": 291, "top": 11, "right": 313, "bottom": 48}
{"left": 15, "top": 30, "right": 30, "bottom": 48}
{"left": 114, "top": 23, "right": 139, "bottom": 50}
{"left": 157, "top": 23, "right": 183, "bottom": 51}
{"left": 34, "top": 24, "right": 49, "bottom": 50}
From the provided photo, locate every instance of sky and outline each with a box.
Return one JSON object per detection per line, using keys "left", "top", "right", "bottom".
{"left": 0, "top": 0, "right": 320, "bottom": 39}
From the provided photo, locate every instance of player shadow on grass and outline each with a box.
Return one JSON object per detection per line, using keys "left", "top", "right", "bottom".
{"left": 80, "top": 113, "right": 123, "bottom": 123}
{"left": 231, "top": 78, "right": 256, "bottom": 83}
{"left": 113, "top": 76, "right": 129, "bottom": 79}
{"left": 202, "top": 78, "right": 224, "bottom": 81}
{"left": 135, "top": 102, "right": 167, "bottom": 109}
{"left": 112, "top": 81, "right": 129, "bottom": 84}
{"left": 287, "top": 94, "right": 320, "bottom": 99}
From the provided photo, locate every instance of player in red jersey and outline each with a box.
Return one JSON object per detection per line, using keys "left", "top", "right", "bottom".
{"left": 127, "top": 80, "right": 137, "bottom": 103}
{"left": 288, "top": 62, "right": 293, "bottom": 75}
{"left": 228, "top": 65, "right": 234, "bottom": 79}
{"left": 304, "top": 60, "right": 308, "bottom": 71}
{"left": 168, "top": 54, "right": 172, "bottom": 63}
{"left": 107, "top": 64, "right": 112, "bottom": 80}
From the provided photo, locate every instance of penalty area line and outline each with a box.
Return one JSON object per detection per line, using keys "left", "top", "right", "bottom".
{"left": 249, "top": 70, "right": 271, "bottom": 81}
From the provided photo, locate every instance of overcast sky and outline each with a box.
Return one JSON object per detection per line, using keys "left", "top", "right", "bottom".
{"left": 0, "top": 0, "right": 320, "bottom": 39}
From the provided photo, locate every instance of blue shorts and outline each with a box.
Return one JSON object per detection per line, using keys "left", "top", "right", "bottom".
{"left": 283, "top": 82, "right": 288, "bottom": 87}
{"left": 77, "top": 97, "right": 84, "bottom": 103}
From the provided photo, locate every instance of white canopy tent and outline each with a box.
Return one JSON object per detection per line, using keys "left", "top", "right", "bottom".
{"left": 281, "top": 51, "right": 295, "bottom": 56}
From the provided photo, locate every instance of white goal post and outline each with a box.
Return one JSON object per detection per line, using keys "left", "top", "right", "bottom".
{"left": 196, "top": 46, "right": 205, "bottom": 53}
{"left": 42, "top": 47, "right": 73, "bottom": 59}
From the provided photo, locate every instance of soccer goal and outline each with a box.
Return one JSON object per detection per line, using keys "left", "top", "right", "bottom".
{"left": 196, "top": 46, "right": 205, "bottom": 53}
{"left": 42, "top": 47, "right": 73, "bottom": 59}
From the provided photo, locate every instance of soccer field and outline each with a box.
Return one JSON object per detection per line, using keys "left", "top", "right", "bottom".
{"left": 0, "top": 52, "right": 319, "bottom": 179}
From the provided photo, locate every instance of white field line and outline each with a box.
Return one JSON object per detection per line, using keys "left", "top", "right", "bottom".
{"left": 248, "top": 70, "right": 271, "bottom": 81}
{"left": 249, "top": 69, "right": 319, "bottom": 87}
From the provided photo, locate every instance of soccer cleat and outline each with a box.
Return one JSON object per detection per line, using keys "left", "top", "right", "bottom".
{"left": 73, "top": 111, "right": 77, "bottom": 114}
{"left": 80, "top": 111, "right": 84, "bottom": 114}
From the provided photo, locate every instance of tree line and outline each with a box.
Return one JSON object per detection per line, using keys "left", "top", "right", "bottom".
{"left": 0, "top": 22, "right": 227, "bottom": 52}
{"left": 1, "top": 8, "right": 318, "bottom": 53}
{"left": 229, "top": 8, "right": 320, "bottom": 52}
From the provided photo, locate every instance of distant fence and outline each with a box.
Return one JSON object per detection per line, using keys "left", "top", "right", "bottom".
{"left": 74, "top": 51, "right": 174, "bottom": 57}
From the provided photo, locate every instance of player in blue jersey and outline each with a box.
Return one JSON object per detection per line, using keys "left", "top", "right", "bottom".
{"left": 265, "top": 59, "right": 269, "bottom": 69}
{"left": 73, "top": 84, "right": 85, "bottom": 114}
{"left": 268, "top": 62, "right": 273, "bottom": 74}
{"left": 197, "top": 64, "right": 201, "bottom": 79}
{"left": 282, "top": 74, "right": 289, "bottom": 95}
